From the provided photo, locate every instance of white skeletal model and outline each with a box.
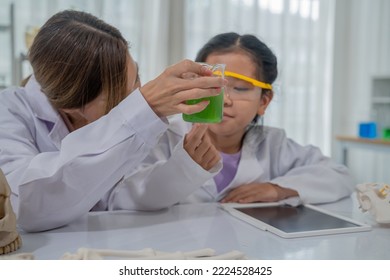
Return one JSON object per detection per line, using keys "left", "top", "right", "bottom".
{"left": 0, "top": 169, "right": 22, "bottom": 255}
{"left": 61, "top": 247, "right": 246, "bottom": 260}
{"left": 1, "top": 248, "right": 246, "bottom": 260}
{"left": 356, "top": 183, "right": 390, "bottom": 223}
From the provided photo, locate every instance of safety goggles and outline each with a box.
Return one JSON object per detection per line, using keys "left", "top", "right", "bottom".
{"left": 213, "top": 70, "right": 272, "bottom": 100}
{"left": 213, "top": 70, "right": 272, "bottom": 90}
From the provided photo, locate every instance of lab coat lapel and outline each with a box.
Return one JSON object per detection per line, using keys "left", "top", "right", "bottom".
{"left": 203, "top": 131, "right": 264, "bottom": 201}
{"left": 218, "top": 148, "right": 264, "bottom": 201}
{"left": 24, "top": 75, "right": 69, "bottom": 149}
{"left": 216, "top": 129, "right": 266, "bottom": 200}
{"left": 234, "top": 143, "right": 264, "bottom": 184}
{"left": 201, "top": 179, "right": 219, "bottom": 200}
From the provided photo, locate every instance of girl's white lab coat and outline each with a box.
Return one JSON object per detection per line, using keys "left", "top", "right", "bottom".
{"left": 112, "top": 115, "right": 355, "bottom": 210}
{"left": 0, "top": 76, "right": 167, "bottom": 232}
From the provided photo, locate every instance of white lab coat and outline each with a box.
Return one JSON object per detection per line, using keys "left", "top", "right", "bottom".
{"left": 114, "top": 115, "right": 355, "bottom": 210}
{"left": 0, "top": 76, "right": 167, "bottom": 232}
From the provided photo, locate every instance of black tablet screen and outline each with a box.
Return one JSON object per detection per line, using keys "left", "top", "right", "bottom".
{"left": 236, "top": 205, "right": 360, "bottom": 233}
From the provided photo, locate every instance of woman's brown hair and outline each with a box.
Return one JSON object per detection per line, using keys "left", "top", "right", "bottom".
{"left": 29, "top": 10, "right": 129, "bottom": 113}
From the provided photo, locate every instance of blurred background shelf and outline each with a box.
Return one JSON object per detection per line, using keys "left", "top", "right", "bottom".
{"left": 0, "top": 3, "right": 30, "bottom": 89}
{"left": 336, "top": 135, "right": 390, "bottom": 166}
{"left": 0, "top": 3, "right": 15, "bottom": 89}
{"left": 371, "top": 76, "right": 390, "bottom": 135}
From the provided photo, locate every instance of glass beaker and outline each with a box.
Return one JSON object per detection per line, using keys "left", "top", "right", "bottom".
{"left": 182, "top": 63, "right": 225, "bottom": 123}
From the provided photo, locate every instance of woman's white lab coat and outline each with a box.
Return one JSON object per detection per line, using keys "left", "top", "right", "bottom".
{"left": 0, "top": 76, "right": 167, "bottom": 232}
{"left": 113, "top": 115, "right": 355, "bottom": 210}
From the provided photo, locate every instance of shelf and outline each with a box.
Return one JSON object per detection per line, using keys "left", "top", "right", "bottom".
{"left": 372, "top": 97, "right": 390, "bottom": 104}
{"left": 372, "top": 77, "right": 390, "bottom": 98}
{"left": 370, "top": 76, "right": 390, "bottom": 128}
{"left": 336, "top": 136, "right": 390, "bottom": 146}
{"left": 1, "top": 3, "right": 15, "bottom": 86}
{"left": 372, "top": 74, "right": 390, "bottom": 79}
{"left": 0, "top": 25, "right": 10, "bottom": 32}
{"left": 336, "top": 135, "right": 390, "bottom": 166}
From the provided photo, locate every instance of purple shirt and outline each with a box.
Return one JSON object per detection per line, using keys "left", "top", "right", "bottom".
{"left": 214, "top": 151, "right": 242, "bottom": 193}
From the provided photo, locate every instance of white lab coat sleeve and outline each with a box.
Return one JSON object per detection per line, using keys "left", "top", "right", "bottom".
{"left": 2, "top": 90, "right": 167, "bottom": 232}
{"left": 268, "top": 130, "right": 355, "bottom": 204}
{"left": 109, "top": 133, "right": 222, "bottom": 211}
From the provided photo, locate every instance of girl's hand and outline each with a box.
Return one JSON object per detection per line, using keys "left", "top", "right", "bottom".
{"left": 183, "top": 124, "right": 220, "bottom": 171}
{"left": 220, "top": 182, "right": 299, "bottom": 203}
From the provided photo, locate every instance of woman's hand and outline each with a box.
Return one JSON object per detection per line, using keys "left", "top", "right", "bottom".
{"left": 183, "top": 124, "right": 220, "bottom": 171}
{"left": 220, "top": 182, "right": 299, "bottom": 203}
{"left": 140, "top": 59, "right": 226, "bottom": 117}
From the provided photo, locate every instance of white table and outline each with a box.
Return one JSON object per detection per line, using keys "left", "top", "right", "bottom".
{"left": 15, "top": 195, "right": 390, "bottom": 260}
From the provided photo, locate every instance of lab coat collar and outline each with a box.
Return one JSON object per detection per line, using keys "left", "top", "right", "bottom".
{"left": 233, "top": 127, "right": 267, "bottom": 182}
{"left": 24, "top": 75, "right": 69, "bottom": 148}
{"left": 234, "top": 134, "right": 265, "bottom": 183}
{"left": 206, "top": 127, "right": 267, "bottom": 201}
{"left": 24, "top": 75, "right": 58, "bottom": 122}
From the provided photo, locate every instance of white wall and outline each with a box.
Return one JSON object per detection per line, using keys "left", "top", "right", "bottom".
{"left": 331, "top": 0, "right": 390, "bottom": 183}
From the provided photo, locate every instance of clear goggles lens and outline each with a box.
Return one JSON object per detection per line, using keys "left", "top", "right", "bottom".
{"left": 212, "top": 70, "right": 272, "bottom": 100}
{"left": 213, "top": 70, "right": 272, "bottom": 90}
{"left": 213, "top": 71, "right": 271, "bottom": 100}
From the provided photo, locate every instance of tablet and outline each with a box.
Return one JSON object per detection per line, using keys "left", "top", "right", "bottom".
{"left": 221, "top": 203, "right": 371, "bottom": 238}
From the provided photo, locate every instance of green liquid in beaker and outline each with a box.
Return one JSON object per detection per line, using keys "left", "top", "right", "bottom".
{"left": 182, "top": 88, "right": 224, "bottom": 123}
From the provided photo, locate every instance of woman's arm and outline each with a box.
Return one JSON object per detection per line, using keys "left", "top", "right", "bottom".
{"left": 1, "top": 90, "right": 167, "bottom": 232}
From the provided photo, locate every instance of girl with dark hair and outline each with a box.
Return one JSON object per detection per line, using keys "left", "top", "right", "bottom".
{"left": 106, "top": 32, "right": 355, "bottom": 210}
{"left": 0, "top": 10, "right": 225, "bottom": 232}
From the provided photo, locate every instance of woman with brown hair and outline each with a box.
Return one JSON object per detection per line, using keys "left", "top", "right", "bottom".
{"left": 0, "top": 10, "right": 225, "bottom": 232}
